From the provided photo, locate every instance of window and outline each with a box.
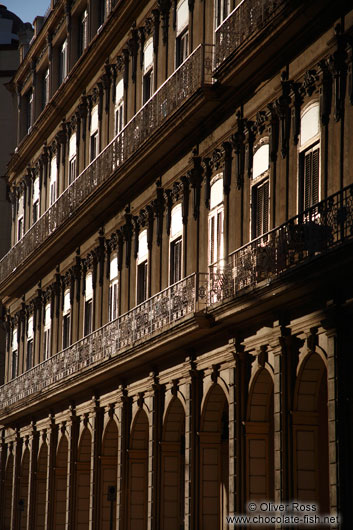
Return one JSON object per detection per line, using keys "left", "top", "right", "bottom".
{"left": 114, "top": 78, "right": 124, "bottom": 135}
{"left": 25, "top": 89, "right": 33, "bottom": 132}
{"left": 42, "top": 68, "right": 50, "bottom": 109}
{"left": 59, "top": 39, "right": 68, "bottom": 84}
{"left": 176, "top": 0, "right": 189, "bottom": 67}
{"left": 215, "top": 0, "right": 236, "bottom": 28}
{"left": 208, "top": 177, "right": 224, "bottom": 266}
{"left": 109, "top": 256, "right": 119, "bottom": 321}
{"left": 90, "top": 105, "right": 99, "bottom": 162}
{"left": 43, "top": 303, "right": 51, "bottom": 360}
{"left": 170, "top": 204, "right": 183, "bottom": 284}
{"left": 299, "top": 103, "right": 320, "bottom": 212}
{"left": 11, "top": 328, "right": 18, "bottom": 380}
{"left": 17, "top": 193, "right": 24, "bottom": 241}
{"left": 26, "top": 316, "right": 34, "bottom": 371}
{"left": 32, "top": 176, "right": 40, "bottom": 223}
{"left": 137, "top": 230, "right": 148, "bottom": 304}
{"left": 251, "top": 143, "right": 270, "bottom": 239}
{"left": 78, "top": 9, "right": 88, "bottom": 56}
{"left": 69, "top": 132, "right": 77, "bottom": 184}
{"left": 50, "top": 156, "right": 57, "bottom": 206}
{"left": 143, "top": 38, "right": 153, "bottom": 104}
{"left": 84, "top": 273, "right": 93, "bottom": 336}
{"left": 62, "top": 289, "right": 71, "bottom": 349}
{"left": 98, "top": 0, "right": 106, "bottom": 27}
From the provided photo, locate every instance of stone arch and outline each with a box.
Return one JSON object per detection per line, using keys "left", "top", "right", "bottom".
{"left": 19, "top": 447, "right": 30, "bottom": 530}
{"left": 4, "top": 452, "right": 14, "bottom": 530}
{"left": 100, "top": 419, "right": 119, "bottom": 530}
{"left": 53, "top": 435, "right": 68, "bottom": 530}
{"left": 199, "top": 384, "right": 229, "bottom": 530}
{"left": 293, "top": 352, "right": 329, "bottom": 510}
{"left": 160, "top": 397, "right": 185, "bottom": 530}
{"left": 34, "top": 442, "right": 48, "bottom": 530}
{"left": 75, "top": 427, "right": 91, "bottom": 530}
{"left": 128, "top": 408, "right": 149, "bottom": 530}
{"left": 246, "top": 367, "right": 274, "bottom": 502}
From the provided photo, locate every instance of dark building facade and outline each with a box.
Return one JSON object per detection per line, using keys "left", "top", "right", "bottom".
{"left": 0, "top": 0, "right": 352, "bottom": 528}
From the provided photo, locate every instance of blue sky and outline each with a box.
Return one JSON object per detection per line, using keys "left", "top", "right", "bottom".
{"left": 7, "top": 0, "right": 50, "bottom": 24}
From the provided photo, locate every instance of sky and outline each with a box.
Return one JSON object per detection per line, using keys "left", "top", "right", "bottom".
{"left": 6, "top": 0, "right": 50, "bottom": 25}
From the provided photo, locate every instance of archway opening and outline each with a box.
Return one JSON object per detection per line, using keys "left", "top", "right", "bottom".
{"left": 100, "top": 419, "right": 118, "bottom": 530}
{"left": 35, "top": 443, "right": 48, "bottom": 530}
{"left": 4, "top": 452, "right": 14, "bottom": 530}
{"left": 54, "top": 435, "right": 68, "bottom": 530}
{"left": 75, "top": 428, "right": 91, "bottom": 530}
{"left": 199, "top": 384, "right": 229, "bottom": 530}
{"left": 128, "top": 409, "right": 149, "bottom": 530}
{"left": 19, "top": 448, "right": 30, "bottom": 530}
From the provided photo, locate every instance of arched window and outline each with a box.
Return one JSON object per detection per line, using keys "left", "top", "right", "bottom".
{"left": 208, "top": 177, "right": 224, "bottom": 266}
{"left": 109, "top": 256, "right": 119, "bottom": 321}
{"left": 170, "top": 203, "right": 183, "bottom": 284}
{"left": 176, "top": 0, "right": 189, "bottom": 67}
{"left": 299, "top": 102, "right": 320, "bottom": 211}
{"left": 251, "top": 142, "right": 270, "bottom": 238}
{"left": 137, "top": 229, "right": 148, "bottom": 304}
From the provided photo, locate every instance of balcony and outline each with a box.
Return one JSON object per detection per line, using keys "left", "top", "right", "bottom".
{"left": 214, "top": 0, "right": 292, "bottom": 72}
{"left": 0, "top": 273, "right": 208, "bottom": 412}
{"left": 209, "top": 184, "right": 353, "bottom": 304}
{"left": 0, "top": 45, "right": 214, "bottom": 291}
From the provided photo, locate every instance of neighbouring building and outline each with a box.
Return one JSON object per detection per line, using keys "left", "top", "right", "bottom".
{"left": 0, "top": 0, "right": 352, "bottom": 529}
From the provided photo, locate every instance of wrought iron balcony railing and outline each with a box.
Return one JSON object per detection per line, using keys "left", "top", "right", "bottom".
{"left": 0, "top": 45, "right": 214, "bottom": 285}
{"left": 214, "top": 0, "right": 289, "bottom": 70}
{"left": 0, "top": 273, "right": 208, "bottom": 410}
{"left": 209, "top": 184, "right": 353, "bottom": 304}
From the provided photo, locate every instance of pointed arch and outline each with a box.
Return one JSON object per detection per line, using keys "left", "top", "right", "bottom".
{"left": 75, "top": 427, "right": 91, "bottom": 530}
{"left": 128, "top": 408, "right": 149, "bottom": 530}
{"left": 53, "top": 435, "right": 68, "bottom": 530}
{"left": 19, "top": 447, "right": 30, "bottom": 530}
{"left": 160, "top": 397, "right": 185, "bottom": 530}
{"left": 100, "top": 419, "right": 119, "bottom": 530}
{"left": 246, "top": 367, "right": 274, "bottom": 502}
{"left": 4, "top": 452, "right": 14, "bottom": 530}
{"left": 199, "top": 384, "right": 229, "bottom": 530}
{"left": 34, "top": 442, "right": 48, "bottom": 530}
{"left": 293, "top": 352, "right": 329, "bottom": 511}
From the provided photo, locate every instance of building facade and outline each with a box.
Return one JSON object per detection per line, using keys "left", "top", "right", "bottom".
{"left": 0, "top": 0, "right": 352, "bottom": 529}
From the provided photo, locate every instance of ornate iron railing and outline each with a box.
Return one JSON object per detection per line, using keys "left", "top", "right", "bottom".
{"left": 209, "top": 185, "right": 353, "bottom": 303}
{"left": 0, "top": 273, "right": 208, "bottom": 410}
{"left": 0, "top": 45, "right": 214, "bottom": 284}
{"left": 214, "top": 0, "right": 289, "bottom": 70}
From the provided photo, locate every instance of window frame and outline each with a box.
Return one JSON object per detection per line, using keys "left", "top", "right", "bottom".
{"left": 84, "top": 272, "right": 93, "bottom": 336}
{"left": 208, "top": 175, "right": 224, "bottom": 267}
{"left": 298, "top": 101, "right": 321, "bottom": 213}
{"left": 142, "top": 38, "right": 154, "bottom": 105}
{"left": 169, "top": 203, "right": 183, "bottom": 285}
{"left": 109, "top": 256, "right": 119, "bottom": 321}
{"left": 250, "top": 141, "right": 270, "bottom": 240}
{"left": 136, "top": 229, "right": 148, "bottom": 305}
{"left": 43, "top": 302, "right": 51, "bottom": 360}
{"left": 62, "top": 288, "right": 71, "bottom": 349}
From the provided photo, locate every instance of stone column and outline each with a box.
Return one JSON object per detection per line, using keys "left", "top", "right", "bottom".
{"left": 45, "top": 414, "right": 58, "bottom": 529}
{"left": 27, "top": 422, "right": 39, "bottom": 530}
{"left": 117, "top": 387, "right": 130, "bottom": 530}
{"left": 66, "top": 405, "right": 78, "bottom": 530}
{"left": 0, "top": 429, "right": 7, "bottom": 529}
{"left": 10, "top": 429, "right": 22, "bottom": 530}
{"left": 89, "top": 396, "right": 102, "bottom": 530}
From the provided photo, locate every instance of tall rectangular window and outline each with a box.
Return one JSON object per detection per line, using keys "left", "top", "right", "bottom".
{"left": 170, "top": 204, "right": 183, "bottom": 284}
{"left": 17, "top": 193, "right": 24, "bottom": 241}
{"left": 27, "top": 316, "right": 34, "bottom": 371}
{"left": 215, "top": 0, "right": 236, "bottom": 28}
{"left": 299, "top": 103, "right": 320, "bottom": 213}
{"left": 43, "top": 303, "right": 51, "bottom": 360}
{"left": 59, "top": 39, "right": 68, "bottom": 84}
{"left": 42, "top": 68, "right": 50, "bottom": 109}
{"left": 109, "top": 257, "right": 119, "bottom": 321}
{"left": 62, "top": 289, "right": 71, "bottom": 349}
{"left": 26, "top": 89, "right": 33, "bottom": 132}
{"left": 79, "top": 9, "right": 88, "bottom": 56}
{"left": 137, "top": 230, "right": 148, "bottom": 304}
{"left": 32, "top": 176, "right": 40, "bottom": 223}
{"left": 208, "top": 178, "right": 224, "bottom": 266}
{"left": 143, "top": 39, "right": 153, "bottom": 104}
{"left": 11, "top": 329, "right": 18, "bottom": 380}
{"left": 114, "top": 78, "right": 124, "bottom": 135}
{"left": 50, "top": 156, "right": 57, "bottom": 206}
{"left": 90, "top": 105, "right": 99, "bottom": 162}
{"left": 84, "top": 273, "right": 93, "bottom": 336}
{"left": 176, "top": 0, "right": 189, "bottom": 67}
{"left": 69, "top": 132, "right": 77, "bottom": 184}
{"left": 252, "top": 178, "right": 269, "bottom": 238}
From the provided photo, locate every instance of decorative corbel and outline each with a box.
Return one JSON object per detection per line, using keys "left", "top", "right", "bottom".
{"left": 133, "top": 216, "right": 139, "bottom": 259}
{"left": 290, "top": 81, "right": 302, "bottom": 145}
{"left": 147, "top": 204, "right": 154, "bottom": 250}
{"left": 123, "top": 206, "right": 133, "bottom": 268}
{"left": 275, "top": 72, "right": 292, "bottom": 159}
{"left": 152, "top": 9, "right": 160, "bottom": 54}
{"left": 202, "top": 157, "right": 212, "bottom": 209}
{"left": 244, "top": 121, "right": 255, "bottom": 180}
{"left": 181, "top": 175, "right": 189, "bottom": 225}
{"left": 158, "top": 0, "right": 171, "bottom": 45}
{"left": 117, "top": 229, "right": 124, "bottom": 271}
{"left": 78, "top": 94, "right": 88, "bottom": 141}
{"left": 165, "top": 189, "right": 173, "bottom": 236}
{"left": 122, "top": 48, "right": 130, "bottom": 90}
{"left": 155, "top": 180, "right": 165, "bottom": 246}
{"left": 128, "top": 24, "right": 139, "bottom": 84}
{"left": 73, "top": 249, "right": 81, "bottom": 303}
{"left": 222, "top": 141, "right": 232, "bottom": 195}
{"left": 139, "top": 27, "right": 146, "bottom": 70}
{"left": 329, "top": 25, "right": 347, "bottom": 122}
{"left": 267, "top": 103, "right": 279, "bottom": 163}
{"left": 318, "top": 59, "right": 332, "bottom": 126}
